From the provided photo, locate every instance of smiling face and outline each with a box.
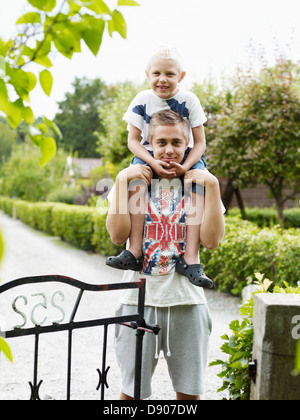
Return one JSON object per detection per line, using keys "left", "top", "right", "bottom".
{"left": 150, "top": 123, "right": 189, "bottom": 164}
{"left": 146, "top": 58, "right": 186, "bottom": 99}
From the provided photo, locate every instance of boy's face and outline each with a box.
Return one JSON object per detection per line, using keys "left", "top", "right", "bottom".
{"left": 146, "top": 58, "right": 186, "bottom": 99}
{"left": 150, "top": 123, "right": 189, "bottom": 165}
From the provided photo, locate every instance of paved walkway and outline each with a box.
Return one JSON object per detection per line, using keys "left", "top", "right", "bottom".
{"left": 0, "top": 211, "right": 240, "bottom": 400}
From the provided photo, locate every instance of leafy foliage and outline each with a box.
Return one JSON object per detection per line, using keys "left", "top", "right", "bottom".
{"left": 54, "top": 77, "right": 114, "bottom": 157}
{"left": 96, "top": 80, "right": 148, "bottom": 177}
{"left": 206, "top": 58, "right": 300, "bottom": 223}
{"left": 201, "top": 217, "right": 300, "bottom": 294}
{"left": 0, "top": 0, "right": 138, "bottom": 165}
{"left": 0, "top": 142, "right": 69, "bottom": 201}
{"left": 211, "top": 274, "right": 300, "bottom": 400}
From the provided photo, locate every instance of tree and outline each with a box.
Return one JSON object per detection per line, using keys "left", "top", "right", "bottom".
{"left": 0, "top": 0, "right": 139, "bottom": 165}
{"left": 96, "top": 81, "right": 147, "bottom": 177}
{"left": 208, "top": 58, "right": 300, "bottom": 225}
{"left": 54, "top": 77, "right": 111, "bottom": 157}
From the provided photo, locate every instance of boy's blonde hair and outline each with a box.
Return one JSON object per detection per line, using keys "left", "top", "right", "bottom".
{"left": 148, "top": 110, "right": 190, "bottom": 143}
{"left": 146, "top": 46, "right": 184, "bottom": 75}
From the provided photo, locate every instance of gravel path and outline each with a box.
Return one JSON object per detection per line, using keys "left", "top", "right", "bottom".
{"left": 0, "top": 211, "right": 240, "bottom": 400}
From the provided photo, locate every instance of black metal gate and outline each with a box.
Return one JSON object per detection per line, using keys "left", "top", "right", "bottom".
{"left": 0, "top": 275, "right": 160, "bottom": 400}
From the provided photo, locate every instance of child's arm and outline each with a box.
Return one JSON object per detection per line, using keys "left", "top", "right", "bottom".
{"left": 128, "top": 124, "right": 177, "bottom": 178}
{"left": 182, "top": 125, "right": 206, "bottom": 172}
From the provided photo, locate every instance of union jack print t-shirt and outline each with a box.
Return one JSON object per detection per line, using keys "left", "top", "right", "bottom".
{"left": 142, "top": 179, "right": 190, "bottom": 276}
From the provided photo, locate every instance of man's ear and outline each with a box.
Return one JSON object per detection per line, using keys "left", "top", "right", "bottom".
{"left": 185, "top": 137, "right": 190, "bottom": 150}
{"left": 145, "top": 69, "right": 149, "bottom": 80}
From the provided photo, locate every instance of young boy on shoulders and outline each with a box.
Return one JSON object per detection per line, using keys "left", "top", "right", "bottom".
{"left": 106, "top": 46, "right": 212, "bottom": 287}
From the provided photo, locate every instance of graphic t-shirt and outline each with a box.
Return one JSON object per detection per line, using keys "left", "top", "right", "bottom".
{"left": 123, "top": 89, "right": 207, "bottom": 150}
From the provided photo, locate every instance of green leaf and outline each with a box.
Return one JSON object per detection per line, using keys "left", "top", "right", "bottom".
{"left": 6, "top": 66, "right": 37, "bottom": 101}
{"left": 16, "top": 12, "right": 41, "bottom": 25}
{"left": 6, "top": 99, "right": 24, "bottom": 129}
{"left": 28, "top": 0, "right": 56, "bottom": 11}
{"left": 0, "top": 337, "right": 13, "bottom": 362}
{"left": 23, "top": 106, "right": 35, "bottom": 124}
{"left": 44, "top": 116, "right": 63, "bottom": 140}
{"left": 108, "top": 10, "right": 127, "bottom": 39}
{"left": 52, "top": 24, "right": 81, "bottom": 59}
{"left": 81, "top": 0, "right": 111, "bottom": 15}
{"left": 82, "top": 17, "right": 105, "bottom": 56}
{"left": 39, "top": 69, "right": 53, "bottom": 96}
{"left": 118, "top": 0, "right": 139, "bottom": 5}
{"left": 39, "top": 136, "right": 57, "bottom": 167}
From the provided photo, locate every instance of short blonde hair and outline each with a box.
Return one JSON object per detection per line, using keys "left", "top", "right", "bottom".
{"left": 149, "top": 110, "right": 190, "bottom": 143}
{"left": 146, "top": 46, "right": 184, "bottom": 75}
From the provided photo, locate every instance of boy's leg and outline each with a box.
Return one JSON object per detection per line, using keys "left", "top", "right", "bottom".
{"left": 128, "top": 181, "right": 147, "bottom": 258}
{"left": 184, "top": 190, "right": 203, "bottom": 265}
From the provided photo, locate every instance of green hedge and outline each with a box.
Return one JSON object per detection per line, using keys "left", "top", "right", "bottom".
{"left": 228, "top": 207, "right": 300, "bottom": 228}
{"left": 0, "top": 196, "right": 123, "bottom": 256}
{"left": 0, "top": 196, "right": 299, "bottom": 295}
{"left": 201, "top": 217, "right": 300, "bottom": 294}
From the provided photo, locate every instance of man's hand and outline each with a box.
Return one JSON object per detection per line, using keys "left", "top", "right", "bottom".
{"left": 184, "top": 169, "right": 218, "bottom": 188}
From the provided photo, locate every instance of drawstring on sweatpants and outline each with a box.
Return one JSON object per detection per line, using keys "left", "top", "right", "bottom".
{"left": 155, "top": 307, "right": 159, "bottom": 359}
{"left": 154, "top": 307, "right": 171, "bottom": 359}
{"left": 166, "top": 307, "right": 171, "bottom": 357}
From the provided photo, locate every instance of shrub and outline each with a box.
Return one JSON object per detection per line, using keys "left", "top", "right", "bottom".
{"left": 0, "top": 196, "right": 123, "bottom": 255}
{"left": 228, "top": 207, "right": 300, "bottom": 229}
{"left": 46, "top": 186, "right": 82, "bottom": 205}
{"left": 51, "top": 204, "right": 95, "bottom": 250}
{"left": 201, "top": 217, "right": 300, "bottom": 294}
{"left": 211, "top": 274, "right": 300, "bottom": 400}
{"left": 0, "top": 143, "right": 68, "bottom": 202}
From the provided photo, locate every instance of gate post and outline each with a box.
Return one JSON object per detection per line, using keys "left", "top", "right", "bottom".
{"left": 251, "top": 293, "right": 300, "bottom": 400}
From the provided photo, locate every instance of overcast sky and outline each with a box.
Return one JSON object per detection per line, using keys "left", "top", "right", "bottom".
{"left": 0, "top": 0, "right": 299, "bottom": 119}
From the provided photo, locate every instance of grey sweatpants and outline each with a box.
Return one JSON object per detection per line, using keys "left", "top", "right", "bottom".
{"left": 114, "top": 303, "right": 212, "bottom": 399}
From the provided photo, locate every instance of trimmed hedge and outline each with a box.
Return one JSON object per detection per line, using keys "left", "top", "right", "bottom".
{"left": 0, "top": 196, "right": 299, "bottom": 295}
{"left": 201, "top": 216, "right": 300, "bottom": 294}
{"left": 228, "top": 207, "right": 300, "bottom": 228}
{"left": 0, "top": 196, "right": 123, "bottom": 256}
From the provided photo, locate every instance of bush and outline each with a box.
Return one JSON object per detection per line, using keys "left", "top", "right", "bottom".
{"left": 201, "top": 216, "right": 300, "bottom": 294}
{"left": 228, "top": 207, "right": 300, "bottom": 228}
{"left": 51, "top": 204, "right": 95, "bottom": 250}
{"left": 46, "top": 186, "right": 82, "bottom": 204}
{"left": 0, "top": 143, "right": 69, "bottom": 202}
{"left": 0, "top": 196, "right": 123, "bottom": 256}
{"left": 211, "top": 274, "right": 300, "bottom": 400}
